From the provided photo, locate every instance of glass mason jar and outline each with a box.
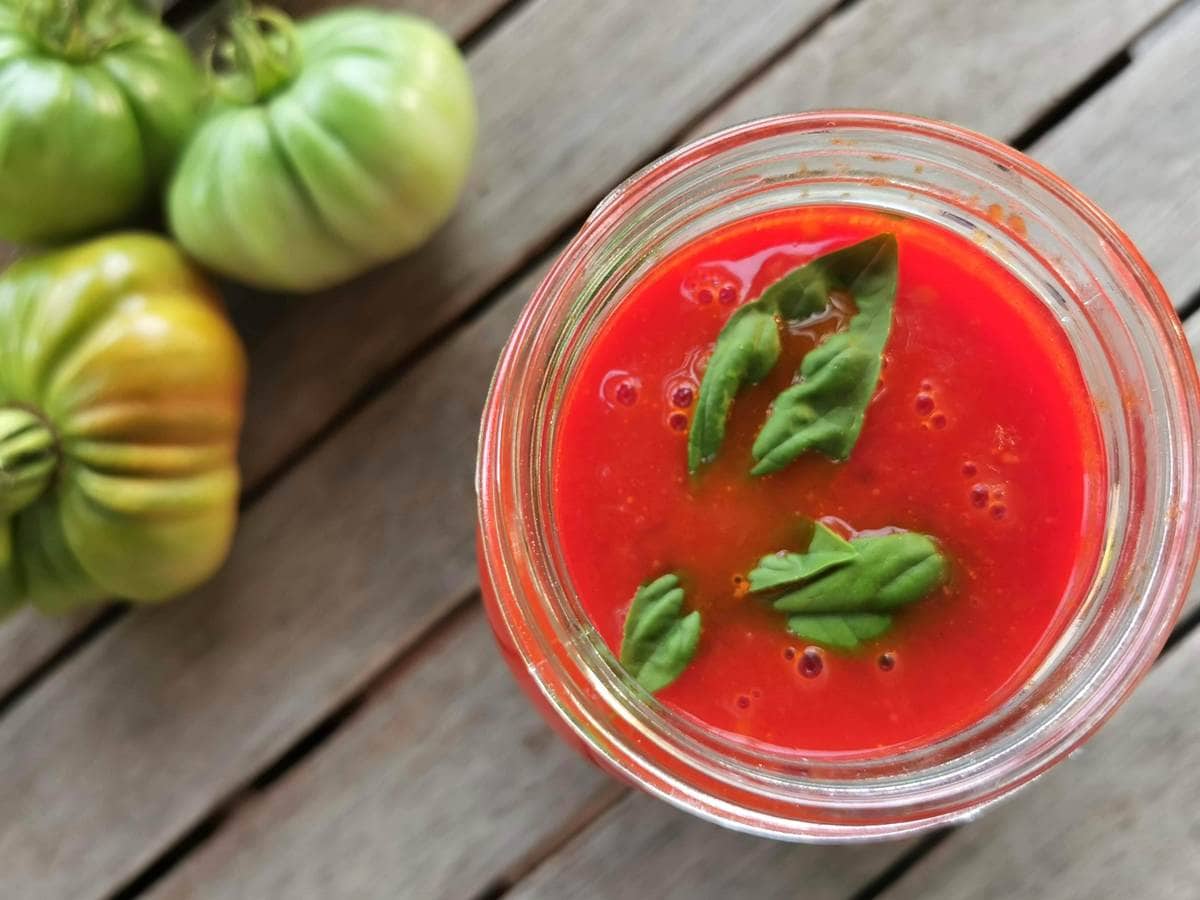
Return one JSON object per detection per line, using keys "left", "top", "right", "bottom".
{"left": 475, "top": 112, "right": 1200, "bottom": 841}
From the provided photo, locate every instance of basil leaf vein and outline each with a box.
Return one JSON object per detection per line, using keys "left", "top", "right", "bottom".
{"left": 752, "top": 234, "right": 899, "bottom": 474}
{"left": 747, "top": 525, "right": 948, "bottom": 650}
{"left": 787, "top": 612, "right": 892, "bottom": 649}
{"left": 773, "top": 531, "right": 947, "bottom": 614}
{"left": 747, "top": 522, "right": 857, "bottom": 591}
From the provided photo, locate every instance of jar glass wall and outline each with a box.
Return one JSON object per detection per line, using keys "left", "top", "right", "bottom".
{"left": 476, "top": 112, "right": 1200, "bottom": 841}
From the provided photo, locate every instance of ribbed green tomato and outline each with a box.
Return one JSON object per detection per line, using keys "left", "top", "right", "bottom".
{"left": 0, "top": 234, "right": 247, "bottom": 615}
{"left": 168, "top": 7, "right": 477, "bottom": 292}
{"left": 0, "top": 1, "right": 202, "bottom": 243}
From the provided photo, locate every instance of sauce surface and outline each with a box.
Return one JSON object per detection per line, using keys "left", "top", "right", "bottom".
{"left": 553, "top": 206, "right": 1103, "bottom": 753}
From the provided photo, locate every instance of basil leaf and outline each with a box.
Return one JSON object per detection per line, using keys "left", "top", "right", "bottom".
{"left": 754, "top": 254, "right": 847, "bottom": 321}
{"left": 687, "top": 234, "right": 898, "bottom": 475}
{"left": 619, "top": 573, "right": 701, "bottom": 693}
{"left": 752, "top": 234, "right": 899, "bottom": 475}
{"left": 748, "top": 522, "right": 856, "bottom": 592}
{"left": 787, "top": 612, "right": 892, "bottom": 650}
{"left": 774, "top": 532, "right": 948, "bottom": 614}
{"left": 687, "top": 304, "right": 780, "bottom": 473}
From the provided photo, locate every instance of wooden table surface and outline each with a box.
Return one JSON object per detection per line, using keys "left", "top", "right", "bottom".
{"left": 3, "top": 0, "right": 1200, "bottom": 897}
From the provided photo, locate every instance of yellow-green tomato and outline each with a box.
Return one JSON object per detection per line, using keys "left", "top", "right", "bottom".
{"left": 168, "top": 7, "right": 477, "bottom": 292}
{"left": 0, "top": 234, "right": 247, "bottom": 615}
{"left": 0, "top": 2, "right": 202, "bottom": 243}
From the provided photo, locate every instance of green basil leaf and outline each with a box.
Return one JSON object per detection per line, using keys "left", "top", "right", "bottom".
{"left": 787, "top": 612, "right": 892, "bottom": 649}
{"left": 687, "top": 304, "right": 780, "bottom": 473}
{"left": 687, "top": 234, "right": 898, "bottom": 475}
{"left": 754, "top": 255, "right": 847, "bottom": 321}
{"left": 773, "top": 531, "right": 948, "bottom": 614}
{"left": 752, "top": 234, "right": 899, "bottom": 475}
{"left": 620, "top": 573, "right": 701, "bottom": 692}
{"left": 748, "top": 522, "right": 856, "bottom": 592}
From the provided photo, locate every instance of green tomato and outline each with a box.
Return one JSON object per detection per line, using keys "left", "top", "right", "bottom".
{"left": 0, "top": 233, "right": 247, "bottom": 615}
{"left": 0, "top": 1, "right": 202, "bottom": 243}
{"left": 168, "top": 7, "right": 477, "bottom": 292}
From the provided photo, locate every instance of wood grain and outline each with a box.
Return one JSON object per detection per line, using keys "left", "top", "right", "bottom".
{"left": 3, "top": 0, "right": 1177, "bottom": 704}
{"left": 149, "top": 609, "right": 613, "bottom": 900}
{"left": 693, "top": 0, "right": 1175, "bottom": 145}
{"left": 0, "top": 610, "right": 95, "bottom": 700}
{"left": 1, "top": 2, "right": 1197, "bottom": 898}
{"left": 0, "top": 5, "right": 846, "bottom": 891}
{"left": 1028, "top": 0, "right": 1200, "bottom": 305}
{"left": 0, "top": 0, "right": 511, "bottom": 710}
{"left": 508, "top": 791, "right": 912, "bottom": 900}
{"left": 90, "top": 9, "right": 1200, "bottom": 896}
{"left": 879, "top": 601, "right": 1200, "bottom": 899}
{"left": 233, "top": 0, "right": 838, "bottom": 488}
{"left": 515, "top": 19, "right": 1200, "bottom": 896}
{"left": 0, "top": 256, "right": 544, "bottom": 899}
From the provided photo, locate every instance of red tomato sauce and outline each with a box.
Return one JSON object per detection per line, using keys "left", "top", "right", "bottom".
{"left": 552, "top": 206, "right": 1103, "bottom": 753}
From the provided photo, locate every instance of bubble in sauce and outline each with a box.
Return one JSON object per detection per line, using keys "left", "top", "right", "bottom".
{"left": 799, "top": 648, "right": 823, "bottom": 679}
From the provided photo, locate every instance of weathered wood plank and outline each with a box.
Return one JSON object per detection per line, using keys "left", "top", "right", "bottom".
{"left": 0, "top": 0, "right": 511, "bottom": 719}
{"left": 509, "top": 792, "right": 911, "bottom": 900}
{"left": 1028, "top": 1, "right": 1200, "bottom": 305}
{"left": 234, "top": 0, "right": 838, "bottom": 487}
{"left": 0, "top": 253, "right": 543, "bottom": 899}
{"left": 10, "top": 0, "right": 1173, "bottom": 712}
{"left": 819, "top": 16, "right": 1200, "bottom": 896}
{"left": 693, "top": 0, "right": 1175, "bottom": 147}
{"left": 0, "top": 610, "right": 94, "bottom": 700}
{"left": 87, "top": 10, "right": 1200, "bottom": 897}
{"left": 693, "top": 0, "right": 1200, "bottom": 304}
{"left": 522, "top": 21, "right": 1200, "bottom": 899}
{"left": 1, "top": 3, "right": 1196, "bottom": 899}
{"left": 150, "top": 609, "right": 613, "bottom": 900}
{"left": 878, "top": 591, "right": 1200, "bottom": 900}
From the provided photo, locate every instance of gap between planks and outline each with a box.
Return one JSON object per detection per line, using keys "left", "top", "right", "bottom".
{"left": 468, "top": 782, "right": 631, "bottom": 900}
{"left": 108, "top": 0, "right": 1200, "bottom": 895}
{"left": 1, "top": 3, "right": 875, "bottom": 897}
{"left": 6, "top": 0, "right": 1196, "bottom": 896}
{"left": 239, "top": 0, "right": 875, "bottom": 510}
{"left": 361, "top": 7, "right": 1200, "bottom": 896}
{"left": 107, "top": 592, "right": 483, "bottom": 900}
{"left": 0, "top": 0, "right": 863, "bottom": 729}
{"left": 1005, "top": 0, "right": 1187, "bottom": 150}
{"left": 0, "top": 0, "right": 1184, "bottom": 710}
{"left": 0, "top": 0, "right": 531, "bottom": 724}
{"left": 91, "top": 4, "right": 892, "bottom": 891}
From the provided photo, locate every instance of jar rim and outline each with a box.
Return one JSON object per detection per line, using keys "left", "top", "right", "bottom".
{"left": 477, "top": 111, "right": 1200, "bottom": 840}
